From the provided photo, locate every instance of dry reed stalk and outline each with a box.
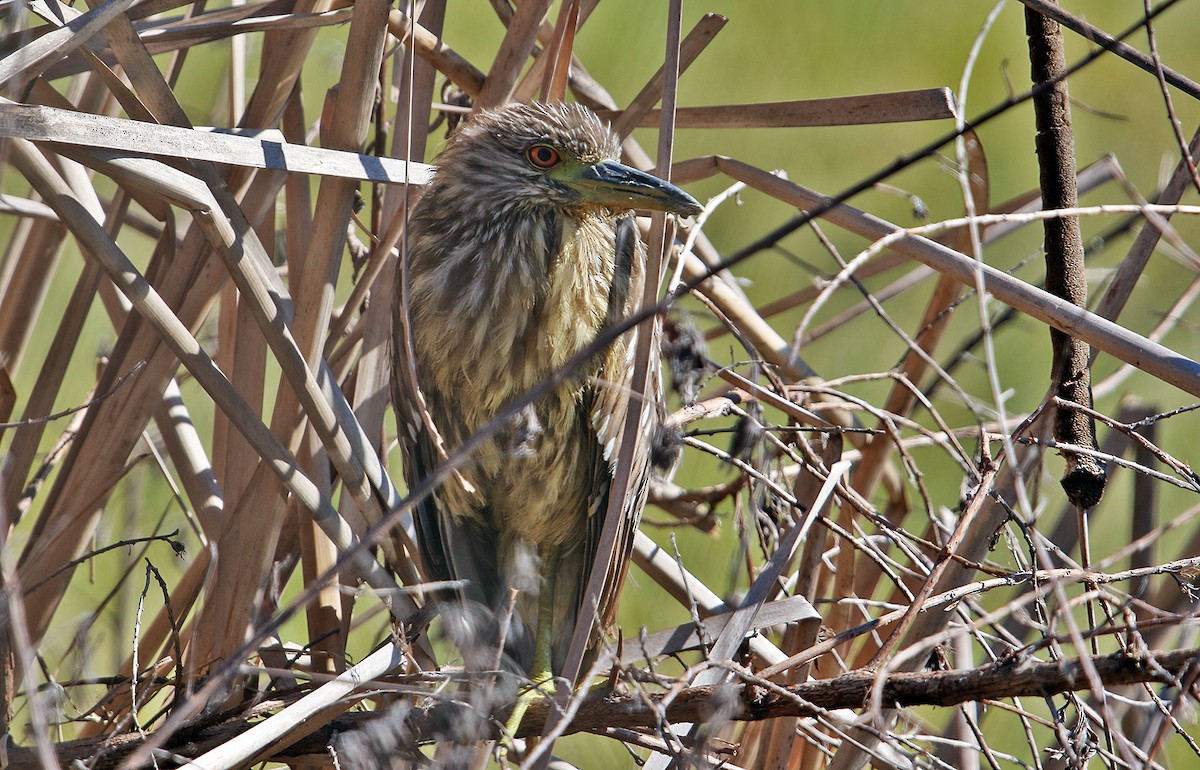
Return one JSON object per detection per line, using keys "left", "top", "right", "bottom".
{"left": 509, "top": 0, "right": 597, "bottom": 104}
{"left": 604, "top": 89, "right": 958, "bottom": 131}
{"left": 476, "top": 0, "right": 553, "bottom": 109}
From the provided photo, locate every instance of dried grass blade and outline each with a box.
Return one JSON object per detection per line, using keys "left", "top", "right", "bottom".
{"left": 848, "top": 129, "right": 989, "bottom": 502}
{"left": 1, "top": 260, "right": 102, "bottom": 519}
{"left": 0, "top": 0, "right": 141, "bottom": 85}
{"left": 374, "top": 3, "right": 486, "bottom": 98}
{"left": 763, "top": 435, "right": 844, "bottom": 770}
{"left": 283, "top": 0, "right": 393, "bottom": 675}
{"left": 134, "top": 8, "right": 355, "bottom": 49}
{"left": 538, "top": 0, "right": 578, "bottom": 103}
{"left": 651, "top": 461, "right": 850, "bottom": 767}
{"left": 630, "top": 532, "right": 787, "bottom": 665}
{"left": 0, "top": 195, "right": 57, "bottom": 220}
{"left": 55, "top": 146, "right": 419, "bottom": 596}
{"left": 614, "top": 595, "right": 819, "bottom": 665}
{"left": 12, "top": 196, "right": 224, "bottom": 644}
{"left": 239, "top": 0, "right": 335, "bottom": 130}
{"left": 710, "top": 153, "right": 1118, "bottom": 345}
{"left": 0, "top": 103, "right": 433, "bottom": 184}
{"left": 177, "top": 642, "right": 408, "bottom": 770}
{"left": 604, "top": 89, "right": 957, "bottom": 131}
{"left": 211, "top": 288, "right": 266, "bottom": 513}
{"left": 0, "top": 217, "right": 67, "bottom": 378}
{"left": 476, "top": 0, "right": 552, "bottom": 108}
{"left": 1093, "top": 122, "right": 1200, "bottom": 326}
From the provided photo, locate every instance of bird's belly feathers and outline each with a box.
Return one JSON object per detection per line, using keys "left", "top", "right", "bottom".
{"left": 420, "top": 377, "right": 600, "bottom": 552}
{"left": 407, "top": 214, "right": 621, "bottom": 548}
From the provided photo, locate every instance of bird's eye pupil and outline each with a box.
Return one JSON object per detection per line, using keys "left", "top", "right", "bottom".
{"left": 527, "top": 145, "right": 560, "bottom": 168}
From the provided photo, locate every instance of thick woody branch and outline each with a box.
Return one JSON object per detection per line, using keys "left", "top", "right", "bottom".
{"left": 1025, "top": 3, "right": 1106, "bottom": 508}
{"left": 7, "top": 648, "right": 1196, "bottom": 769}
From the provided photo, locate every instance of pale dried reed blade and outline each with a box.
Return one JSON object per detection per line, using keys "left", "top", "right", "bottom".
{"left": 0, "top": 104, "right": 433, "bottom": 184}
{"left": 191, "top": 467, "right": 291, "bottom": 669}
{"left": 1, "top": 261, "right": 103, "bottom": 520}
{"left": 178, "top": 642, "right": 408, "bottom": 770}
{"left": 680, "top": 250, "right": 811, "bottom": 379}
{"left": 76, "top": 136, "right": 417, "bottom": 595}
{"left": 696, "top": 461, "right": 847, "bottom": 677}
{"left": 476, "top": 0, "right": 553, "bottom": 109}
{"left": 538, "top": 0, "right": 579, "bottom": 104}
{"left": 11, "top": 140, "right": 412, "bottom": 646}
{"left": 707, "top": 153, "right": 1120, "bottom": 346}
{"left": 292, "top": 0, "right": 391, "bottom": 357}
{"left": 155, "top": 380, "right": 225, "bottom": 539}
{"left": 274, "top": 0, "right": 395, "bottom": 677}
{"left": 199, "top": 297, "right": 269, "bottom": 672}
{"left": 613, "top": 596, "right": 818, "bottom": 665}
{"left": 0, "top": 195, "right": 56, "bottom": 220}
{"left": 631, "top": 531, "right": 787, "bottom": 665}
{"left": 134, "top": 8, "right": 356, "bottom": 52}
{"left": 603, "top": 88, "right": 957, "bottom": 131}
{"left": 10, "top": 173, "right": 228, "bottom": 646}
{"left": 1095, "top": 272, "right": 1200, "bottom": 399}
{"left": 298, "top": 432, "right": 346, "bottom": 675}
{"left": 0, "top": 215, "right": 66, "bottom": 377}
{"left": 510, "top": 0, "right": 596, "bottom": 104}
{"left": 240, "top": 0, "right": 336, "bottom": 130}
{"left": 0, "top": 0, "right": 141, "bottom": 85}
{"left": 211, "top": 288, "right": 266, "bottom": 508}
{"left": 371, "top": 3, "right": 486, "bottom": 98}
{"left": 758, "top": 435, "right": 844, "bottom": 770}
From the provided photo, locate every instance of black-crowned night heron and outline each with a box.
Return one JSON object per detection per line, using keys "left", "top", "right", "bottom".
{"left": 391, "top": 102, "right": 700, "bottom": 733}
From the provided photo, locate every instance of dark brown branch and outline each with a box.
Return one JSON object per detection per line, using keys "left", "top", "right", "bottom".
{"left": 5, "top": 648, "right": 1196, "bottom": 770}
{"left": 1025, "top": 2, "right": 1106, "bottom": 509}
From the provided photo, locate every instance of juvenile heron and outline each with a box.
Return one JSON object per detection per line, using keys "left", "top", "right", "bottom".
{"left": 391, "top": 102, "right": 700, "bottom": 725}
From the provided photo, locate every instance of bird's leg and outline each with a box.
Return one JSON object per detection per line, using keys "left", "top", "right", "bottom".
{"left": 502, "top": 545, "right": 560, "bottom": 743}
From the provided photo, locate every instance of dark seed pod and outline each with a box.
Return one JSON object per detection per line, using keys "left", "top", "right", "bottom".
{"left": 662, "top": 312, "right": 707, "bottom": 405}
{"left": 729, "top": 400, "right": 764, "bottom": 464}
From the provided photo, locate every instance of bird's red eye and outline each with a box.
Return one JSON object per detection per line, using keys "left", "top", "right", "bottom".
{"left": 526, "top": 144, "right": 561, "bottom": 168}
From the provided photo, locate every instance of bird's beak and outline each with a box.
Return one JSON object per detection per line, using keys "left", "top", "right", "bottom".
{"left": 574, "top": 160, "right": 703, "bottom": 216}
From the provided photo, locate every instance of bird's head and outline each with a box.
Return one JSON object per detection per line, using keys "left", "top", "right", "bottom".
{"left": 432, "top": 102, "right": 702, "bottom": 218}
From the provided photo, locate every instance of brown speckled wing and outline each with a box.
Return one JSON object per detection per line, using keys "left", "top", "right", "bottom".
{"left": 390, "top": 269, "right": 501, "bottom": 611}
